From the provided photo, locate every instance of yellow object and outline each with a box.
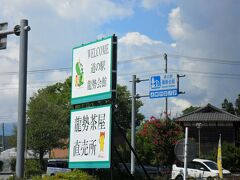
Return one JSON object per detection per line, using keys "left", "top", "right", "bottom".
{"left": 99, "top": 132, "right": 105, "bottom": 152}
{"left": 217, "top": 134, "right": 223, "bottom": 178}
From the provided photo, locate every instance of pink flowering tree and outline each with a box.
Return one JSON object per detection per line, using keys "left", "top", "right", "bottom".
{"left": 136, "top": 116, "right": 183, "bottom": 166}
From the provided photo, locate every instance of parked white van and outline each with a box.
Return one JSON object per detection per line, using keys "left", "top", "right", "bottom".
{"left": 171, "top": 159, "right": 231, "bottom": 180}
{"left": 46, "top": 159, "right": 71, "bottom": 176}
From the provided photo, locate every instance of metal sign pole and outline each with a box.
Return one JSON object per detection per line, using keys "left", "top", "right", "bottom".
{"left": 131, "top": 75, "right": 136, "bottom": 175}
{"left": 183, "top": 127, "right": 188, "bottom": 180}
{"left": 16, "top": 19, "right": 30, "bottom": 179}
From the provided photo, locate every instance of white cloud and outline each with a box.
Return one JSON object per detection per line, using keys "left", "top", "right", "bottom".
{"left": 119, "top": 32, "right": 162, "bottom": 46}
{"left": 167, "top": 1, "right": 240, "bottom": 107}
{"left": 0, "top": 41, "right": 19, "bottom": 62}
{"left": 167, "top": 7, "right": 186, "bottom": 40}
{"left": 171, "top": 98, "right": 191, "bottom": 111}
{"left": 46, "top": 0, "right": 133, "bottom": 23}
{"left": 171, "top": 43, "right": 176, "bottom": 48}
{"left": 47, "top": 70, "right": 70, "bottom": 82}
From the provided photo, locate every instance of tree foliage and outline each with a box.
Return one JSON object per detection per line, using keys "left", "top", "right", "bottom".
{"left": 27, "top": 78, "right": 71, "bottom": 168}
{"left": 222, "top": 98, "right": 235, "bottom": 115}
{"left": 136, "top": 117, "right": 183, "bottom": 166}
{"left": 207, "top": 142, "right": 240, "bottom": 172}
{"left": 235, "top": 94, "right": 240, "bottom": 116}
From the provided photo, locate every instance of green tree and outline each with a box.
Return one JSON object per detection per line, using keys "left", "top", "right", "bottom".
{"left": 136, "top": 116, "right": 183, "bottom": 166}
{"left": 115, "top": 85, "right": 144, "bottom": 128}
{"left": 182, "top": 106, "right": 200, "bottom": 115}
{"left": 207, "top": 142, "right": 240, "bottom": 172}
{"left": 235, "top": 94, "right": 240, "bottom": 116}
{"left": 222, "top": 98, "right": 235, "bottom": 115}
{"left": 27, "top": 78, "right": 71, "bottom": 169}
{"left": 9, "top": 125, "right": 17, "bottom": 147}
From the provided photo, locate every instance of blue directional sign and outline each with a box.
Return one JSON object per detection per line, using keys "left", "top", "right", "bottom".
{"left": 149, "top": 74, "right": 178, "bottom": 98}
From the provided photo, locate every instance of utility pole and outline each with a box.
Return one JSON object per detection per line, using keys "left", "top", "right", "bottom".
{"left": 164, "top": 53, "right": 168, "bottom": 120}
{"left": 131, "top": 75, "right": 137, "bottom": 175}
{"left": 130, "top": 75, "right": 149, "bottom": 175}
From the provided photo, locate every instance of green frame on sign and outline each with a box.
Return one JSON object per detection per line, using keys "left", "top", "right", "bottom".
{"left": 68, "top": 104, "right": 112, "bottom": 169}
{"left": 71, "top": 36, "right": 113, "bottom": 105}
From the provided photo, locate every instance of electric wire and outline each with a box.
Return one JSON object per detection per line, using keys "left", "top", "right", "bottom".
{"left": 0, "top": 53, "right": 239, "bottom": 76}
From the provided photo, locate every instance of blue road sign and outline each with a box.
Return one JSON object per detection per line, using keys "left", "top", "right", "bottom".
{"left": 149, "top": 74, "right": 178, "bottom": 98}
{"left": 150, "top": 76, "right": 161, "bottom": 89}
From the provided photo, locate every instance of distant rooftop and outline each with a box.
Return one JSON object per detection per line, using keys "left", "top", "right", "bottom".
{"left": 175, "top": 103, "right": 240, "bottom": 122}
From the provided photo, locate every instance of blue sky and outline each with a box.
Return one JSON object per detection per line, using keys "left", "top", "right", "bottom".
{"left": 0, "top": 0, "right": 240, "bottom": 130}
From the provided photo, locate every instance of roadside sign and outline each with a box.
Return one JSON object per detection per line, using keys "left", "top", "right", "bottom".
{"left": 71, "top": 36, "right": 116, "bottom": 105}
{"left": 149, "top": 73, "right": 178, "bottom": 98}
{"left": 0, "top": 22, "right": 8, "bottom": 50}
{"left": 69, "top": 104, "right": 112, "bottom": 168}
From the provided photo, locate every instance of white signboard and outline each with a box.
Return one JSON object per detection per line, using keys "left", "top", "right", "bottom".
{"left": 69, "top": 105, "right": 111, "bottom": 168}
{"left": 71, "top": 36, "right": 113, "bottom": 105}
{"left": 149, "top": 73, "right": 178, "bottom": 98}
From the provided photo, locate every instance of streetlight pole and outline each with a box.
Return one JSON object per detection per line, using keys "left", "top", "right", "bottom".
{"left": 16, "top": 19, "right": 30, "bottom": 179}
{"left": 0, "top": 19, "right": 30, "bottom": 179}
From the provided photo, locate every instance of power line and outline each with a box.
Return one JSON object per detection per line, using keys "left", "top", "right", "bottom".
{"left": 120, "top": 53, "right": 240, "bottom": 65}
{"left": 168, "top": 54, "right": 240, "bottom": 65}
{"left": 0, "top": 67, "right": 71, "bottom": 76}
{"left": 1, "top": 66, "right": 240, "bottom": 89}
{"left": 118, "top": 68, "right": 240, "bottom": 78}
{"left": 0, "top": 53, "right": 239, "bottom": 77}
{"left": 0, "top": 80, "right": 66, "bottom": 86}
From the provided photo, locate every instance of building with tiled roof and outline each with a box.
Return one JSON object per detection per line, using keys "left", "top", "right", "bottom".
{"left": 175, "top": 103, "right": 240, "bottom": 155}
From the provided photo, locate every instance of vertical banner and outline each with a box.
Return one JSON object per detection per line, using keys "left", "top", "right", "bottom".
{"left": 71, "top": 36, "right": 114, "bottom": 105}
{"left": 217, "top": 134, "right": 223, "bottom": 178}
{"left": 69, "top": 105, "right": 112, "bottom": 168}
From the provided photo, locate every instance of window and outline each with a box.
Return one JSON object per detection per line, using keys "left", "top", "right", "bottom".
{"left": 194, "top": 162, "right": 209, "bottom": 171}
{"left": 56, "top": 161, "right": 68, "bottom": 168}
{"left": 47, "top": 162, "right": 56, "bottom": 167}
{"left": 204, "top": 161, "right": 218, "bottom": 170}
{"left": 187, "top": 162, "right": 195, "bottom": 169}
{"left": 48, "top": 160, "right": 68, "bottom": 168}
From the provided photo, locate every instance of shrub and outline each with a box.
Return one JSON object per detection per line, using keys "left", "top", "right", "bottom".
{"left": 32, "top": 169, "right": 96, "bottom": 180}
{"left": 25, "top": 159, "right": 43, "bottom": 178}
{"left": 9, "top": 158, "right": 43, "bottom": 178}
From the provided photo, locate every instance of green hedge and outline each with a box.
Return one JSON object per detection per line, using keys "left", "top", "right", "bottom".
{"left": 32, "top": 170, "right": 96, "bottom": 180}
